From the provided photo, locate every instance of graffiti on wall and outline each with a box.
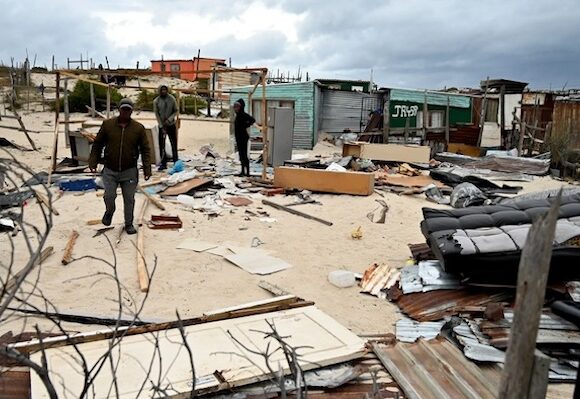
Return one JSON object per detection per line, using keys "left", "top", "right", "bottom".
{"left": 392, "top": 105, "right": 419, "bottom": 118}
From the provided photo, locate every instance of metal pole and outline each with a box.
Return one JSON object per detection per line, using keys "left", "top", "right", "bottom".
{"left": 261, "top": 71, "right": 268, "bottom": 180}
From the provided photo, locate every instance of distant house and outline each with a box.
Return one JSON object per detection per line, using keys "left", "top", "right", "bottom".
{"left": 150, "top": 57, "right": 226, "bottom": 81}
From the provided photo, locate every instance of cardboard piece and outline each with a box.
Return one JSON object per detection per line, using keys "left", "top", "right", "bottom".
{"left": 342, "top": 142, "right": 431, "bottom": 163}
{"left": 274, "top": 167, "right": 374, "bottom": 196}
{"left": 225, "top": 249, "right": 292, "bottom": 275}
{"left": 161, "top": 178, "right": 212, "bottom": 196}
{"left": 448, "top": 143, "right": 482, "bottom": 157}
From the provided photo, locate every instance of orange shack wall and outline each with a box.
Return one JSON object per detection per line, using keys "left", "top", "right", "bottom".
{"left": 151, "top": 59, "right": 224, "bottom": 81}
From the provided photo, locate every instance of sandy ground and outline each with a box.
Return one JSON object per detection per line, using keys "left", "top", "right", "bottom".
{"left": 0, "top": 110, "right": 575, "bottom": 397}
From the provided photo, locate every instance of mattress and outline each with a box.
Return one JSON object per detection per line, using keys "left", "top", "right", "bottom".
{"left": 421, "top": 193, "right": 580, "bottom": 282}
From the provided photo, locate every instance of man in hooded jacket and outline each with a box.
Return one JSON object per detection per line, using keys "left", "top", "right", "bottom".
{"left": 233, "top": 98, "right": 255, "bottom": 176}
{"left": 153, "top": 85, "right": 178, "bottom": 170}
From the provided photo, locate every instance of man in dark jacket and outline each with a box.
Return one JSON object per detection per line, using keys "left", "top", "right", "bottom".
{"left": 89, "top": 98, "right": 152, "bottom": 234}
{"left": 233, "top": 98, "right": 255, "bottom": 176}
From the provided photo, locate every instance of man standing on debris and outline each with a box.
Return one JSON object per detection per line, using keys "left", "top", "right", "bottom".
{"left": 89, "top": 98, "right": 152, "bottom": 235}
{"left": 153, "top": 85, "right": 179, "bottom": 170}
{"left": 233, "top": 98, "right": 255, "bottom": 176}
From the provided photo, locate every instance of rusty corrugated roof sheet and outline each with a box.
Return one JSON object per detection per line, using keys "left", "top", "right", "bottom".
{"left": 372, "top": 339, "right": 500, "bottom": 399}
{"left": 393, "top": 289, "right": 513, "bottom": 322}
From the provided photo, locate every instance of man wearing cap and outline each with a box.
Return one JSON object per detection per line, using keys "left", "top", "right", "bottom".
{"left": 153, "top": 85, "right": 178, "bottom": 170}
{"left": 89, "top": 98, "right": 152, "bottom": 235}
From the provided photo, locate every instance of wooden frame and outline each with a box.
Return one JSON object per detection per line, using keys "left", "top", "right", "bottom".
{"left": 50, "top": 67, "right": 270, "bottom": 180}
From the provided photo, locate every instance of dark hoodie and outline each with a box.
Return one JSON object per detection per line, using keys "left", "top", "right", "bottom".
{"left": 234, "top": 99, "right": 255, "bottom": 139}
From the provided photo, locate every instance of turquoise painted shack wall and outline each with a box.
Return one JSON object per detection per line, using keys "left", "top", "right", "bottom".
{"left": 231, "top": 81, "right": 317, "bottom": 149}
{"left": 388, "top": 88, "right": 472, "bottom": 129}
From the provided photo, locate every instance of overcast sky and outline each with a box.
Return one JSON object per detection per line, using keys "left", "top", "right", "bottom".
{"left": 1, "top": 0, "right": 579, "bottom": 89}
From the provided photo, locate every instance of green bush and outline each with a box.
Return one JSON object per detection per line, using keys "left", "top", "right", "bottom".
{"left": 136, "top": 89, "right": 207, "bottom": 116}
{"left": 182, "top": 95, "right": 207, "bottom": 116}
{"left": 135, "top": 89, "right": 156, "bottom": 111}
{"left": 52, "top": 80, "right": 123, "bottom": 112}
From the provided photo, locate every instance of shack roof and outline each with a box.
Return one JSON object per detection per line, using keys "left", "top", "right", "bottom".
{"left": 389, "top": 88, "right": 471, "bottom": 108}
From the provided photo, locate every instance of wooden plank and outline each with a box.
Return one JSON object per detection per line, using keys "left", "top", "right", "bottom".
{"left": 106, "top": 84, "right": 111, "bottom": 118}
{"left": 29, "top": 306, "right": 365, "bottom": 398}
{"left": 262, "top": 199, "right": 333, "bottom": 226}
{"left": 136, "top": 199, "right": 149, "bottom": 292}
{"left": 89, "top": 83, "right": 96, "bottom": 117}
{"left": 273, "top": 167, "right": 374, "bottom": 196}
{"left": 160, "top": 178, "right": 212, "bottom": 196}
{"left": 34, "top": 191, "right": 59, "bottom": 215}
{"left": 342, "top": 142, "right": 430, "bottom": 163}
{"left": 61, "top": 230, "right": 79, "bottom": 265}
{"left": 49, "top": 72, "right": 60, "bottom": 177}
{"left": 137, "top": 185, "right": 165, "bottom": 210}
{"left": 12, "top": 298, "right": 313, "bottom": 353}
{"left": 498, "top": 192, "right": 561, "bottom": 399}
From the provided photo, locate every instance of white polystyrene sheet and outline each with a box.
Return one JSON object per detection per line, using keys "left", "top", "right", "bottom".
{"left": 31, "top": 306, "right": 365, "bottom": 398}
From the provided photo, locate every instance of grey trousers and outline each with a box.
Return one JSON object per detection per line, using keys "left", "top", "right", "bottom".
{"left": 102, "top": 167, "right": 138, "bottom": 226}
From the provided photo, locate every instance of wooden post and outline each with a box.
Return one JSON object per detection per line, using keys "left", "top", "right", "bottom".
{"left": 422, "top": 91, "right": 428, "bottom": 141}
{"left": 445, "top": 96, "right": 450, "bottom": 145}
{"left": 136, "top": 199, "right": 150, "bottom": 292}
{"left": 89, "top": 83, "right": 96, "bottom": 117}
{"left": 261, "top": 71, "right": 268, "bottom": 180}
{"left": 383, "top": 96, "right": 390, "bottom": 144}
{"left": 499, "top": 84, "right": 506, "bottom": 145}
{"left": 49, "top": 72, "right": 61, "bottom": 178}
{"left": 498, "top": 192, "right": 561, "bottom": 399}
{"left": 63, "top": 78, "right": 70, "bottom": 148}
{"left": 477, "top": 77, "right": 489, "bottom": 147}
{"left": 518, "top": 122, "right": 527, "bottom": 156}
{"left": 106, "top": 84, "right": 111, "bottom": 119}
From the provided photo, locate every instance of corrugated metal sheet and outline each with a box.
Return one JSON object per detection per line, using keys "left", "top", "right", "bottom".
{"left": 479, "top": 310, "right": 580, "bottom": 348}
{"left": 232, "top": 81, "right": 316, "bottom": 149}
{"left": 394, "top": 289, "right": 513, "bottom": 322}
{"left": 372, "top": 339, "right": 500, "bottom": 399}
{"left": 390, "top": 88, "right": 471, "bottom": 109}
{"left": 395, "top": 318, "right": 445, "bottom": 343}
{"left": 320, "top": 90, "right": 381, "bottom": 133}
{"left": 552, "top": 100, "right": 580, "bottom": 149}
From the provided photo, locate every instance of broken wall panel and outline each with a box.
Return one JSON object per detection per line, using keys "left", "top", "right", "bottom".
{"left": 29, "top": 306, "right": 365, "bottom": 398}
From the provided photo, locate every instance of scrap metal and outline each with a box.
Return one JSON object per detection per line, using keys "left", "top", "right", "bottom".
{"left": 372, "top": 339, "right": 500, "bottom": 399}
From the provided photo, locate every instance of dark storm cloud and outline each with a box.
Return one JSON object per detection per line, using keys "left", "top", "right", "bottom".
{"left": 2, "top": 0, "right": 579, "bottom": 89}
{"left": 271, "top": 0, "right": 580, "bottom": 88}
{"left": 0, "top": 0, "right": 111, "bottom": 68}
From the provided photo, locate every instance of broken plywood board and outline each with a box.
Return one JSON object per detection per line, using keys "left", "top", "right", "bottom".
{"left": 274, "top": 167, "right": 374, "bottom": 196}
{"left": 343, "top": 142, "right": 430, "bottom": 164}
{"left": 225, "top": 248, "right": 292, "bottom": 275}
{"left": 30, "top": 306, "right": 365, "bottom": 398}
{"left": 447, "top": 143, "right": 482, "bottom": 157}
{"left": 160, "top": 178, "right": 213, "bottom": 196}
